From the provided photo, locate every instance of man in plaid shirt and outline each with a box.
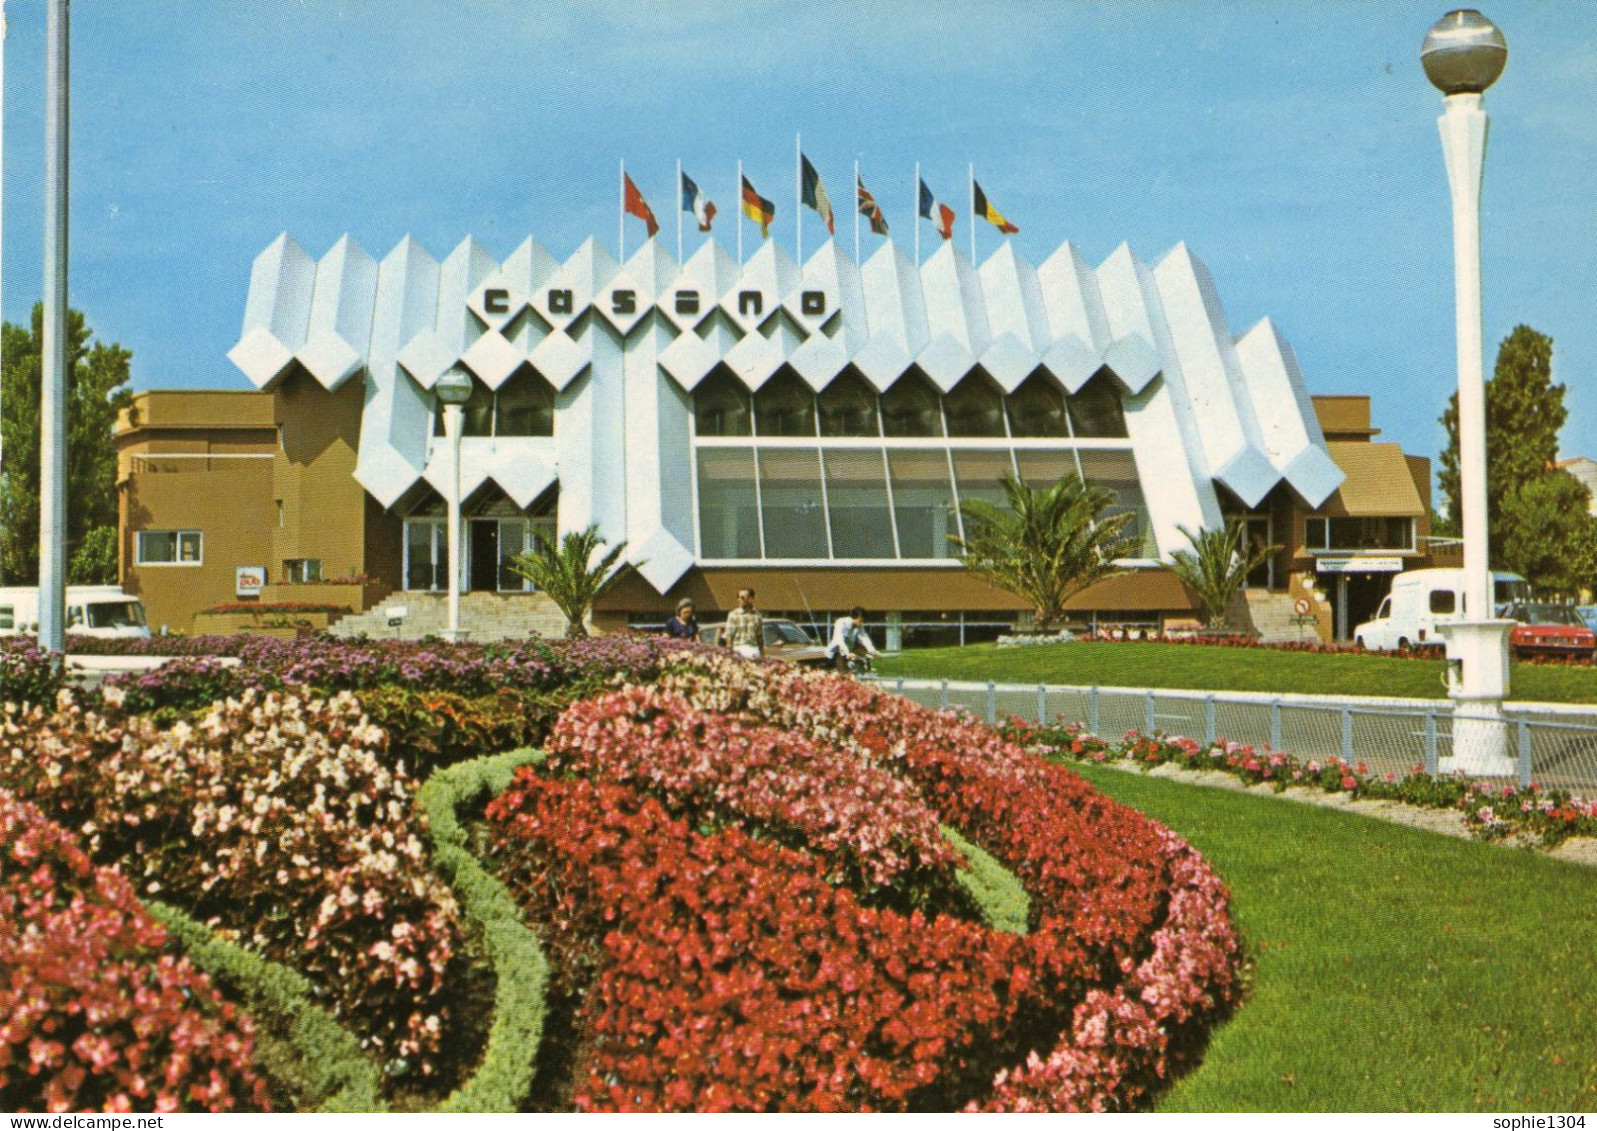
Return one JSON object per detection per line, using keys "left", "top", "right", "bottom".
{"left": 718, "top": 587, "right": 765, "bottom": 660}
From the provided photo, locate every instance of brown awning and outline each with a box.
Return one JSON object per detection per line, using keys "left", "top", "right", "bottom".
{"left": 597, "top": 565, "right": 1196, "bottom": 616}
{"left": 1323, "top": 442, "right": 1425, "bottom": 518}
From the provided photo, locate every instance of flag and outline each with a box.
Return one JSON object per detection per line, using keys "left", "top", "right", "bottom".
{"left": 741, "top": 175, "right": 775, "bottom": 238}
{"left": 800, "top": 154, "right": 835, "bottom": 235}
{"left": 681, "top": 171, "right": 716, "bottom": 232}
{"left": 856, "top": 176, "right": 888, "bottom": 236}
{"left": 918, "top": 179, "right": 955, "bottom": 240}
{"left": 973, "top": 180, "right": 1019, "bottom": 234}
{"left": 623, "top": 173, "right": 659, "bottom": 239}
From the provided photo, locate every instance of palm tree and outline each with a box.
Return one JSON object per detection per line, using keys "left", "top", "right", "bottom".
{"left": 507, "top": 524, "right": 631, "bottom": 639}
{"left": 952, "top": 473, "right": 1137, "bottom": 633}
{"left": 1167, "top": 521, "right": 1278, "bottom": 630}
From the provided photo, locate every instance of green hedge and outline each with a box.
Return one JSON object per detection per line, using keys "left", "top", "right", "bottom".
{"left": 942, "top": 826, "right": 1031, "bottom": 936}
{"left": 417, "top": 746, "right": 550, "bottom": 1113}
{"left": 147, "top": 901, "right": 386, "bottom": 1113}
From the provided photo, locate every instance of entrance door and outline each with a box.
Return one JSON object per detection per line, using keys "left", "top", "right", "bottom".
{"left": 469, "top": 520, "right": 499, "bottom": 593}
{"left": 1244, "top": 515, "right": 1273, "bottom": 589}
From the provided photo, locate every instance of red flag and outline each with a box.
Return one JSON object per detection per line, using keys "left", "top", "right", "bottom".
{"left": 624, "top": 173, "right": 660, "bottom": 239}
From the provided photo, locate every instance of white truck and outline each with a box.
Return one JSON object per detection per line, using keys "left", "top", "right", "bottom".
{"left": 0, "top": 586, "right": 152, "bottom": 641}
{"left": 1352, "top": 568, "right": 1528, "bottom": 653}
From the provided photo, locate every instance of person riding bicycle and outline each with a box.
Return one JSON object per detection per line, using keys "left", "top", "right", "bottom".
{"left": 827, "top": 606, "right": 879, "bottom": 673}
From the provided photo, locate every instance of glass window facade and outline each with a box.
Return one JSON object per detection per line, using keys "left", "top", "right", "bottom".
{"left": 1305, "top": 516, "right": 1415, "bottom": 552}
{"left": 693, "top": 370, "right": 1152, "bottom": 563}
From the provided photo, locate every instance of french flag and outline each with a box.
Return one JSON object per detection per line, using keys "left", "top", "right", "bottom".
{"left": 681, "top": 171, "right": 716, "bottom": 232}
{"left": 918, "top": 178, "right": 955, "bottom": 240}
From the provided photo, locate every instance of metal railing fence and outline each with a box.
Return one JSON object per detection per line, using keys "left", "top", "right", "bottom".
{"left": 875, "top": 677, "right": 1597, "bottom": 793}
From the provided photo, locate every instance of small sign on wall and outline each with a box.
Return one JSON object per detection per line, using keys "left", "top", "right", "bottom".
{"left": 236, "top": 566, "right": 267, "bottom": 598}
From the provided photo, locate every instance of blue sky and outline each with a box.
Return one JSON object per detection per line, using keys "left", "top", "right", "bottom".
{"left": 3, "top": 0, "right": 1594, "bottom": 474}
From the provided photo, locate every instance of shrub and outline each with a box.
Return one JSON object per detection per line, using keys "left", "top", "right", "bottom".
{"left": 0, "top": 790, "right": 270, "bottom": 1113}
{"left": 0, "top": 637, "right": 63, "bottom": 708}
{"left": 0, "top": 689, "right": 463, "bottom": 1079}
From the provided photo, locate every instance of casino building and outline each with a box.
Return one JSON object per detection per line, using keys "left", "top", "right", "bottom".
{"left": 115, "top": 232, "right": 1439, "bottom": 643}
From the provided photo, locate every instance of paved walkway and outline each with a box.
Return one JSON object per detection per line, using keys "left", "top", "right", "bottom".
{"left": 1093, "top": 758, "right": 1597, "bottom": 869}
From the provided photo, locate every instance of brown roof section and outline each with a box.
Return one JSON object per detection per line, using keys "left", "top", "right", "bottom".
{"left": 598, "top": 565, "right": 1196, "bottom": 615}
{"left": 1322, "top": 442, "right": 1426, "bottom": 517}
{"left": 1312, "top": 395, "right": 1379, "bottom": 440}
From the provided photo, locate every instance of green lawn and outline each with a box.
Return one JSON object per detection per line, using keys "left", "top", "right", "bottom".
{"left": 877, "top": 643, "right": 1597, "bottom": 704}
{"left": 1067, "top": 762, "right": 1597, "bottom": 1111}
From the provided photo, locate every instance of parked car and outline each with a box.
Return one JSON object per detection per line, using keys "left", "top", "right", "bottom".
{"left": 0, "top": 585, "right": 152, "bottom": 641}
{"left": 1501, "top": 602, "right": 1597, "bottom": 661}
{"left": 697, "top": 618, "right": 830, "bottom": 667}
{"left": 1353, "top": 568, "right": 1527, "bottom": 653}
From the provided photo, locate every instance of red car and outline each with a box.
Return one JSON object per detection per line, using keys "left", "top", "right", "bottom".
{"left": 1503, "top": 602, "right": 1597, "bottom": 660}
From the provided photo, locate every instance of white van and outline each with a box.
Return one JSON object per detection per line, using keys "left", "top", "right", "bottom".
{"left": 0, "top": 586, "right": 152, "bottom": 641}
{"left": 1352, "top": 568, "right": 1528, "bottom": 652}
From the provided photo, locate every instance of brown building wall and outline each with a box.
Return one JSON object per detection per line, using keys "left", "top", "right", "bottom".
{"left": 120, "top": 459, "right": 276, "bottom": 633}
{"left": 271, "top": 369, "right": 370, "bottom": 580}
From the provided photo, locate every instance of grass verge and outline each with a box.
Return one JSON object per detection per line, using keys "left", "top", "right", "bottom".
{"left": 1066, "top": 762, "right": 1597, "bottom": 1111}
{"left": 878, "top": 642, "right": 1597, "bottom": 704}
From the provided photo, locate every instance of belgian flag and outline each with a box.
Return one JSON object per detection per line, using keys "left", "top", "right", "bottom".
{"left": 973, "top": 181, "right": 1019, "bottom": 235}
{"left": 741, "top": 176, "right": 776, "bottom": 238}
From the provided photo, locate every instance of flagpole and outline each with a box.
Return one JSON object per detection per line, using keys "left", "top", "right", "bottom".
{"left": 619, "top": 159, "right": 626, "bottom": 263}
{"left": 795, "top": 133, "right": 802, "bottom": 263}
{"left": 853, "top": 161, "right": 860, "bottom": 264}
{"left": 969, "top": 163, "right": 976, "bottom": 263}
{"left": 737, "top": 159, "right": 743, "bottom": 265}
{"left": 913, "top": 162, "right": 920, "bottom": 267}
{"left": 676, "top": 159, "right": 683, "bottom": 263}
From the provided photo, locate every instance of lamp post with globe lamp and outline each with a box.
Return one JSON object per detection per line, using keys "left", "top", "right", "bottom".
{"left": 1423, "top": 9, "right": 1515, "bottom": 776}
{"left": 435, "top": 365, "right": 474, "bottom": 643}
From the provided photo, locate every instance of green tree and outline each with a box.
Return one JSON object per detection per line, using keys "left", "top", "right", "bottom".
{"left": 0, "top": 305, "right": 133, "bottom": 584}
{"left": 1167, "top": 521, "right": 1279, "bottom": 630}
{"left": 951, "top": 473, "right": 1136, "bottom": 633}
{"left": 1438, "top": 324, "right": 1597, "bottom": 591}
{"left": 507, "top": 524, "right": 630, "bottom": 638}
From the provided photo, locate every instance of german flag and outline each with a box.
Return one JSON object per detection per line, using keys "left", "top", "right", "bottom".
{"left": 973, "top": 181, "right": 1018, "bottom": 235}
{"left": 741, "top": 175, "right": 776, "bottom": 238}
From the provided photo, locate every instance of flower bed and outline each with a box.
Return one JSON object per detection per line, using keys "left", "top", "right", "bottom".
{"left": 0, "top": 689, "right": 463, "bottom": 1079}
{"left": 488, "top": 653, "right": 1243, "bottom": 1112}
{"left": 998, "top": 716, "right": 1597, "bottom": 847}
{"left": 0, "top": 789, "right": 269, "bottom": 1113}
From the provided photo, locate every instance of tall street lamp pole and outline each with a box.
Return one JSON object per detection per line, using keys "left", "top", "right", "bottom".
{"left": 39, "top": 0, "right": 69, "bottom": 655}
{"left": 435, "top": 366, "right": 474, "bottom": 643}
{"left": 1424, "top": 9, "right": 1514, "bottom": 775}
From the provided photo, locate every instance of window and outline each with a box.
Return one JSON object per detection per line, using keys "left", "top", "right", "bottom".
{"left": 496, "top": 369, "right": 556, "bottom": 436}
{"left": 137, "top": 530, "right": 202, "bottom": 565}
{"left": 87, "top": 602, "right": 146, "bottom": 630}
{"left": 823, "top": 448, "right": 895, "bottom": 558}
{"left": 0, "top": 605, "right": 12, "bottom": 630}
{"left": 697, "top": 448, "right": 761, "bottom": 559}
{"left": 1430, "top": 590, "right": 1457, "bottom": 615}
{"left": 944, "top": 374, "right": 1007, "bottom": 438}
{"left": 1067, "top": 374, "right": 1129, "bottom": 438}
{"left": 887, "top": 450, "right": 957, "bottom": 559}
{"left": 1007, "top": 371, "right": 1071, "bottom": 438}
{"left": 753, "top": 369, "right": 816, "bottom": 438}
{"left": 694, "top": 368, "right": 753, "bottom": 437}
{"left": 880, "top": 372, "right": 944, "bottom": 438}
{"left": 283, "top": 558, "right": 323, "bottom": 583}
{"left": 1305, "top": 516, "right": 1416, "bottom": 552}
{"left": 817, "top": 371, "right": 880, "bottom": 437}
{"left": 432, "top": 377, "right": 495, "bottom": 437}
{"left": 405, "top": 520, "right": 443, "bottom": 590}
{"left": 758, "top": 447, "right": 829, "bottom": 558}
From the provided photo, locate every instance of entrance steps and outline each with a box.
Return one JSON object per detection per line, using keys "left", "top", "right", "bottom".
{"left": 329, "top": 591, "right": 574, "bottom": 642}
{"left": 1229, "top": 589, "right": 1325, "bottom": 645}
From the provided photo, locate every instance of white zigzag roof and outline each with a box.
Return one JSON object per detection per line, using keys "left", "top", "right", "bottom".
{"left": 232, "top": 231, "right": 1344, "bottom": 587}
